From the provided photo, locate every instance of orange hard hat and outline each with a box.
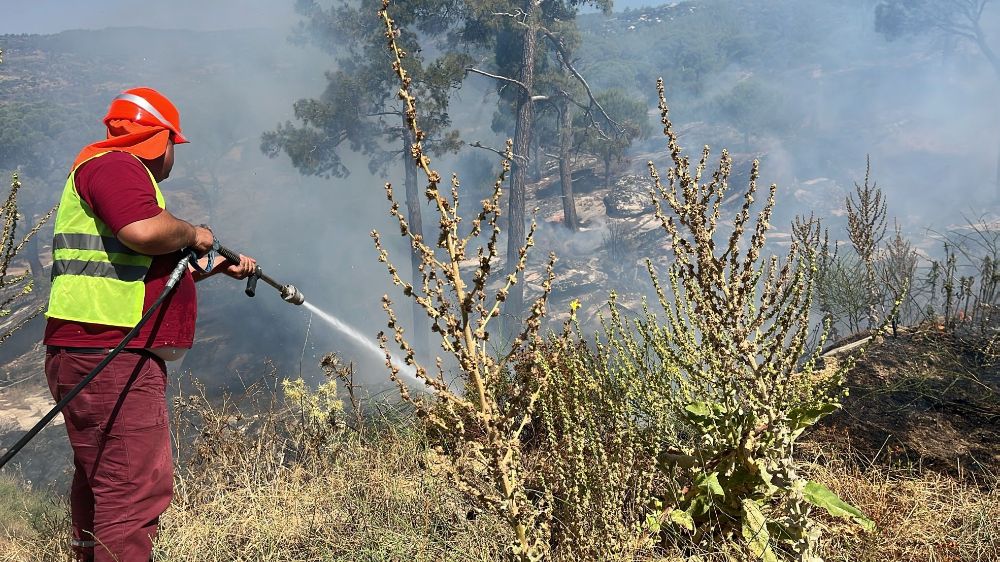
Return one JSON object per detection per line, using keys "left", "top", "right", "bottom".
{"left": 104, "top": 87, "right": 190, "bottom": 144}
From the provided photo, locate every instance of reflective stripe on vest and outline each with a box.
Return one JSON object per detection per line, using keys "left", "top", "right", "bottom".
{"left": 52, "top": 232, "right": 142, "bottom": 256}
{"left": 45, "top": 151, "right": 166, "bottom": 327}
{"left": 51, "top": 260, "right": 149, "bottom": 282}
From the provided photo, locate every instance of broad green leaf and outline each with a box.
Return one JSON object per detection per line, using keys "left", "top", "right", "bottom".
{"left": 741, "top": 500, "right": 778, "bottom": 562}
{"left": 695, "top": 472, "right": 725, "bottom": 497}
{"left": 788, "top": 402, "right": 840, "bottom": 439}
{"left": 753, "top": 459, "right": 779, "bottom": 495}
{"left": 645, "top": 513, "right": 662, "bottom": 533}
{"left": 803, "top": 481, "right": 875, "bottom": 532}
{"left": 669, "top": 508, "right": 694, "bottom": 531}
{"left": 684, "top": 401, "right": 714, "bottom": 418}
{"left": 688, "top": 494, "right": 714, "bottom": 517}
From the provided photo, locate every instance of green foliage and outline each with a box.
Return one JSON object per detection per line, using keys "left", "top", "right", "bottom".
{"left": 876, "top": 0, "right": 981, "bottom": 41}
{"left": 262, "top": 0, "right": 467, "bottom": 178}
{"left": 875, "top": 0, "right": 1000, "bottom": 78}
{"left": 710, "top": 78, "right": 793, "bottom": 147}
{"left": 573, "top": 88, "right": 650, "bottom": 187}
{"left": 595, "top": 80, "right": 873, "bottom": 560}
{"left": 576, "top": 1, "right": 753, "bottom": 105}
{"left": 0, "top": 102, "right": 89, "bottom": 179}
{"left": 801, "top": 481, "right": 874, "bottom": 532}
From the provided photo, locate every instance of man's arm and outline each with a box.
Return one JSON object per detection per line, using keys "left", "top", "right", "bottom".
{"left": 117, "top": 209, "right": 214, "bottom": 256}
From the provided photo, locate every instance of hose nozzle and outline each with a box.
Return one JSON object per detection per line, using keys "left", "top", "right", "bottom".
{"left": 216, "top": 243, "right": 304, "bottom": 306}
{"left": 281, "top": 284, "right": 305, "bottom": 305}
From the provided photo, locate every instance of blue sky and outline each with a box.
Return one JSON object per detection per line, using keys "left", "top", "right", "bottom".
{"left": 2, "top": 0, "right": 661, "bottom": 35}
{"left": 0, "top": 0, "right": 299, "bottom": 34}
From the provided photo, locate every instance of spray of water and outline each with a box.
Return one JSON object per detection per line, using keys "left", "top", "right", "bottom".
{"left": 301, "top": 301, "right": 421, "bottom": 388}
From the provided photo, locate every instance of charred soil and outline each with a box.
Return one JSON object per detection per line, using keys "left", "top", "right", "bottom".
{"left": 812, "top": 329, "right": 1000, "bottom": 481}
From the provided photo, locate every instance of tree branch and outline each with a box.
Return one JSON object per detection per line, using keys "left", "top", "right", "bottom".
{"left": 977, "top": 0, "right": 990, "bottom": 20}
{"left": 472, "top": 141, "right": 528, "bottom": 163}
{"left": 465, "top": 67, "right": 531, "bottom": 95}
{"left": 537, "top": 24, "right": 626, "bottom": 138}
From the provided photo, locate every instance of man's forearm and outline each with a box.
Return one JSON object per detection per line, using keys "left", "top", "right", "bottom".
{"left": 117, "top": 209, "right": 211, "bottom": 256}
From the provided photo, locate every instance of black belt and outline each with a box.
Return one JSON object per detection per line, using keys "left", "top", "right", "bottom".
{"left": 47, "top": 346, "right": 155, "bottom": 358}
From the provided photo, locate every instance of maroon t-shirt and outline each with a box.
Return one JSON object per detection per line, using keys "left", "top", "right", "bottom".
{"left": 44, "top": 151, "right": 197, "bottom": 349}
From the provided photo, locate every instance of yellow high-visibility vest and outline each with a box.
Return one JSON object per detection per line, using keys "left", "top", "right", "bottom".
{"left": 45, "top": 152, "right": 165, "bottom": 327}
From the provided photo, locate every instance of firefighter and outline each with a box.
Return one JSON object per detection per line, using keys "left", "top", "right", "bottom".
{"left": 43, "top": 87, "right": 255, "bottom": 561}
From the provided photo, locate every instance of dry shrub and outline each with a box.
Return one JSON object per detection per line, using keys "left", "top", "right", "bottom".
{"left": 158, "top": 368, "right": 506, "bottom": 561}
{"left": 376, "top": 0, "right": 879, "bottom": 556}
{"left": 608, "top": 79, "right": 873, "bottom": 561}
{"left": 519, "top": 329, "right": 665, "bottom": 561}
{"left": 0, "top": 173, "right": 55, "bottom": 345}
{"left": 374, "top": 4, "right": 556, "bottom": 559}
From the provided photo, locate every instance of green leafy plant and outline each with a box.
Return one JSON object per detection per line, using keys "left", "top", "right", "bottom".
{"left": 607, "top": 79, "right": 875, "bottom": 560}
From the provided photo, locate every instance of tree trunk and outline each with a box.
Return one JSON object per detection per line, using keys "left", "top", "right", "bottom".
{"left": 402, "top": 125, "right": 428, "bottom": 355}
{"left": 971, "top": 24, "right": 1000, "bottom": 199}
{"left": 557, "top": 99, "right": 578, "bottom": 230}
{"left": 531, "top": 139, "right": 542, "bottom": 182}
{"left": 504, "top": 0, "right": 538, "bottom": 320}
{"left": 996, "top": 140, "right": 1000, "bottom": 200}
{"left": 26, "top": 232, "right": 44, "bottom": 283}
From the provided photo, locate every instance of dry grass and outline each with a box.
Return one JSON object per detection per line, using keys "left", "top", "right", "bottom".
{"left": 0, "top": 473, "right": 71, "bottom": 562}
{"left": 1, "top": 409, "right": 996, "bottom": 561}
{"left": 156, "top": 427, "right": 506, "bottom": 561}
{"left": 154, "top": 372, "right": 508, "bottom": 562}
{"left": 802, "top": 444, "right": 999, "bottom": 562}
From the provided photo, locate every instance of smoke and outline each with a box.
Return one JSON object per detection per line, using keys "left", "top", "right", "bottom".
{"left": 2, "top": 0, "right": 998, "bottom": 393}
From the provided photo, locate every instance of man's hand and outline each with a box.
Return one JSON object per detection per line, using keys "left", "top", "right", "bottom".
{"left": 192, "top": 225, "right": 214, "bottom": 256}
{"left": 220, "top": 254, "right": 257, "bottom": 280}
{"left": 192, "top": 252, "right": 257, "bottom": 282}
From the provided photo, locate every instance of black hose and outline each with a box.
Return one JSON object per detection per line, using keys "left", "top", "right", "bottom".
{"left": 0, "top": 252, "right": 194, "bottom": 470}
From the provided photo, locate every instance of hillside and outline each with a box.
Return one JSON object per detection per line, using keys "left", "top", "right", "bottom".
{"left": 2, "top": 1, "right": 999, "bottom": 559}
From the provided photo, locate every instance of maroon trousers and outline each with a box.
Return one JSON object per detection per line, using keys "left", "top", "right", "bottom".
{"left": 45, "top": 348, "right": 173, "bottom": 562}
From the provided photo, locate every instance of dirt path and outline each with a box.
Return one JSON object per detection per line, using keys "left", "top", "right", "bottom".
{"left": 0, "top": 385, "right": 60, "bottom": 431}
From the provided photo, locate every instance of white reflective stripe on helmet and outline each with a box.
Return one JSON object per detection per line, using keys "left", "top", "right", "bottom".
{"left": 112, "top": 93, "right": 180, "bottom": 133}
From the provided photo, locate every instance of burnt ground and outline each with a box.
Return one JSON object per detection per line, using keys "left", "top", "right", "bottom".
{"left": 810, "top": 328, "right": 1000, "bottom": 481}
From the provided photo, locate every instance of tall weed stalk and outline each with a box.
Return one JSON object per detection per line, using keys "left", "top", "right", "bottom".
{"left": 375, "top": 3, "right": 554, "bottom": 559}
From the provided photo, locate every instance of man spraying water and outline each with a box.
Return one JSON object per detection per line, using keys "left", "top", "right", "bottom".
{"left": 41, "top": 87, "right": 256, "bottom": 562}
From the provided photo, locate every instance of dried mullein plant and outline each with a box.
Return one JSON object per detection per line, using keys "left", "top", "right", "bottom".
{"left": 1, "top": 173, "right": 56, "bottom": 345}
{"left": 373, "top": 2, "right": 555, "bottom": 559}
{"left": 846, "top": 156, "right": 888, "bottom": 331}
{"left": 610, "top": 78, "right": 877, "bottom": 560}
